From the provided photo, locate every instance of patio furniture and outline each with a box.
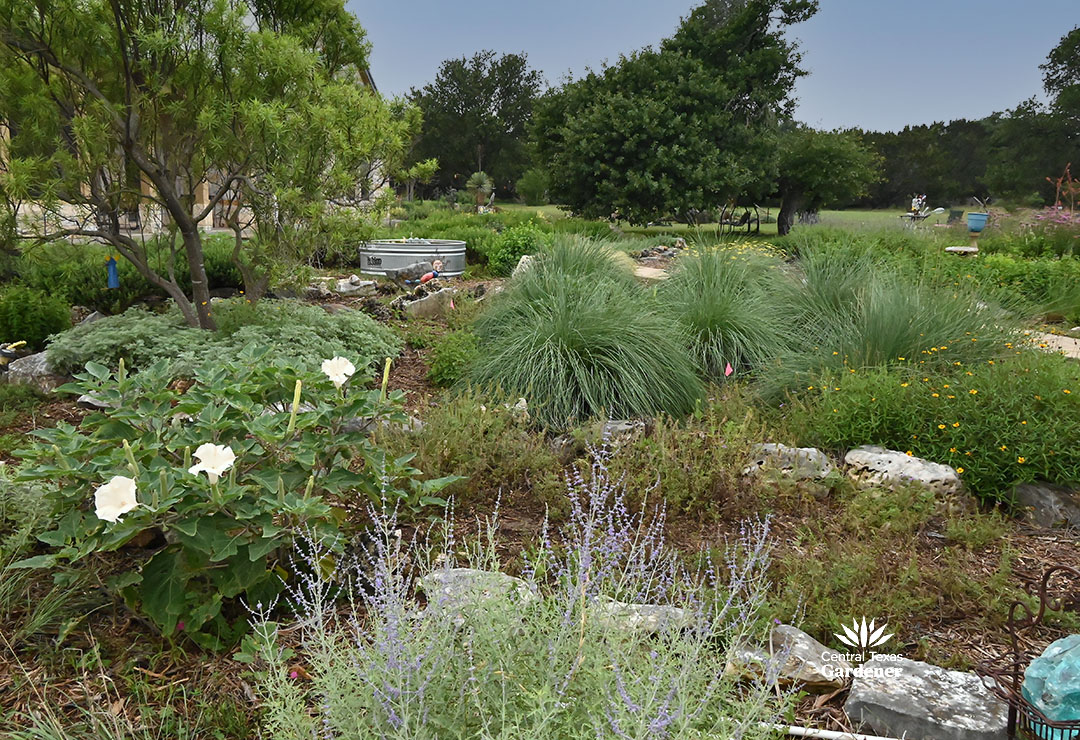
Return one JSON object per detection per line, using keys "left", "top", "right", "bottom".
{"left": 900, "top": 206, "right": 946, "bottom": 226}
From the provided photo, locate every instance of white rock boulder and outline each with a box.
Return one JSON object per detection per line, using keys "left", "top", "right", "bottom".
{"left": 770, "top": 624, "right": 852, "bottom": 689}
{"left": 743, "top": 443, "right": 835, "bottom": 481}
{"left": 591, "top": 598, "right": 689, "bottom": 634}
{"left": 6, "top": 352, "right": 66, "bottom": 393}
{"left": 418, "top": 568, "right": 535, "bottom": 614}
{"left": 844, "top": 655, "right": 1009, "bottom": 740}
{"left": 844, "top": 445, "right": 962, "bottom": 495}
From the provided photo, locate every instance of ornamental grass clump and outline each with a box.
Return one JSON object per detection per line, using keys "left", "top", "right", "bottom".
{"left": 658, "top": 247, "right": 789, "bottom": 378}
{"left": 471, "top": 264, "right": 703, "bottom": 429}
{"left": 248, "top": 448, "right": 793, "bottom": 739}
{"left": 765, "top": 247, "right": 1023, "bottom": 395}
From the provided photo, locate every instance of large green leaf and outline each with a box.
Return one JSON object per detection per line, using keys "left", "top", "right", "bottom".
{"left": 173, "top": 513, "right": 247, "bottom": 562}
{"left": 140, "top": 549, "right": 186, "bottom": 633}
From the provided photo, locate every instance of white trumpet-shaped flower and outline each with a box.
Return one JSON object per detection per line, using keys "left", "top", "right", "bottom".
{"left": 188, "top": 443, "right": 236, "bottom": 484}
{"left": 321, "top": 356, "right": 356, "bottom": 388}
{"left": 94, "top": 475, "right": 139, "bottom": 522}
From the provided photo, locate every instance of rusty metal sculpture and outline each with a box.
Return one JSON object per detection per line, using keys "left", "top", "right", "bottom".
{"left": 976, "top": 565, "right": 1080, "bottom": 740}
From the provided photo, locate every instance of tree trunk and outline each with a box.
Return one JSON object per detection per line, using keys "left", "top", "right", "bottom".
{"left": 777, "top": 191, "right": 803, "bottom": 237}
{"left": 105, "top": 231, "right": 204, "bottom": 327}
{"left": 179, "top": 228, "right": 214, "bottom": 329}
{"left": 230, "top": 224, "right": 270, "bottom": 302}
{"left": 128, "top": 149, "right": 215, "bottom": 329}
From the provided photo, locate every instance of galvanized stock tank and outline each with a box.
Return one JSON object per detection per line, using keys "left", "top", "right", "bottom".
{"left": 357, "top": 238, "right": 466, "bottom": 277}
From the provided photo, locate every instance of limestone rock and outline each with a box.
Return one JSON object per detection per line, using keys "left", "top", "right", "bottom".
{"left": 418, "top": 568, "right": 535, "bottom": 614}
{"left": 511, "top": 254, "right": 535, "bottom": 278}
{"left": 401, "top": 287, "right": 457, "bottom": 318}
{"left": 342, "top": 415, "right": 424, "bottom": 435}
{"left": 601, "top": 420, "right": 645, "bottom": 445}
{"left": 334, "top": 275, "right": 377, "bottom": 297}
{"left": 770, "top": 624, "right": 852, "bottom": 689}
{"left": 6, "top": 352, "right": 66, "bottom": 393}
{"left": 1022, "top": 634, "right": 1080, "bottom": 727}
{"left": 79, "top": 310, "right": 106, "bottom": 325}
{"left": 845, "top": 655, "right": 1009, "bottom": 740}
{"left": 305, "top": 280, "right": 332, "bottom": 299}
{"left": 1013, "top": 482, "right": 1080, "bottom": 529}
{"left": 844, "top": 445, "right": 962, "bottom": 495}
{"left": 743, "top": 443, "right": 835, "bottom": 480}
{"left": 77, "top": 393, "right": 114, "bottom": 410}
{"left": 724, "top": 645, "right": 772, "bottom": 681}
{"left": 591, "top": 598, "right": 689, "bottom": 634}
{"left": 633, "top": 265, "right": 668, "bottom": 281}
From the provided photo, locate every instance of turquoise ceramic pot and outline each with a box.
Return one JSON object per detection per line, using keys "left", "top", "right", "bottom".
{"left": 967, "top": 212, "right": 989, "bottom": 232}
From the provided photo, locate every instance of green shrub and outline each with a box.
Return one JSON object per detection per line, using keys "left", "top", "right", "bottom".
{"left": 212, "top": 301, "right": 401, "bottom": 371}
{"left": 46, "top": 299, "right": 401, "bottom": 377}
{"left": 770, "top": 482, "right": 1019, "bottom": 654}
{"left": 380, "top": 390, "right": 563, "bottom": 509}
{"left": 46, "top": 308, "right": 203, "bottom": 375}
{"left": 488, "top": 221, "right": 552, "bottom": 275}
{"left": 979, "top": 222, "right": 1079, "bottom": 259}
{"left": 16, "top": 243, "right": 151, "bottom": 313}
{"left": 659, "top": 247, "right": 788, "bottom": 378}
{"left": 957, "top": 253, "right": 1080, "bottom": 322}
{"left": 525, "top": 235, "right": 637, "bottom": 287}
{"left": 0, "top": 382, "right": 45, "bottom": 413}
{"left": 15, "top": 236, "right": 243, "bottom": 314}
{"left": 427, "top": 330, "right": 479, "bottom": 388}
{"left": 550, "top": 217, "right": 619, "bottom": 241}
{"left": 11, "top": 349, "right": 457, "bottom": 647}
{"left": 0, "top": 285, "right": 70, "bottom": 350}
{"left": 201, "top": 233, "right": 245, "bottom": 288}
{"left": 783, "top": 351, "right": 1080, "bottom": 502}
{"left": 472, "top": 270, "right": 703, "bottom": 430}
{"left": 515, "top": 168, "right": 549, "bottom": 206}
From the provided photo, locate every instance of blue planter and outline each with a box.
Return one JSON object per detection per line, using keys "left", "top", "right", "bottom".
{"left": 967, "top": 212, "right": 989, "bottom": 232}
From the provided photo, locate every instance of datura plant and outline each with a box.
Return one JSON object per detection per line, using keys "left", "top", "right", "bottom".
{"left": 10, "top": 346, "right": 459, "bottom": 648}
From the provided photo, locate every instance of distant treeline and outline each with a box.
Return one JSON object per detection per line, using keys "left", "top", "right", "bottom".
{"left": 847, "top": 102, "right": 1079, "bottom": 209}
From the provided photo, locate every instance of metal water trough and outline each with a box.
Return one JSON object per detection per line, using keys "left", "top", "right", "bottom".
{"left": 357, "top": 238, "right": 466, "bottom": 277}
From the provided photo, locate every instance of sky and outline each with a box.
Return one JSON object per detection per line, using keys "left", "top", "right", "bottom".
{"left": 346, "top": 0, "right": 1080, "bottom": 133}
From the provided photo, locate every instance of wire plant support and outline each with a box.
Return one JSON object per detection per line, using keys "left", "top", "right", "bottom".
{"left": 975, "top": 565, "right": 1080, "bottom": 740}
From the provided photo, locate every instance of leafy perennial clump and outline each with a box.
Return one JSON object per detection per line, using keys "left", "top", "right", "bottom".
{"left": 785, "top": 349, "right": 1080, "bottom": 502}
{"left": 45, "top": 299, "right": 401, "bottom": 377}
{"left": 11, "top": 347, "right": 457, "bottom": 647}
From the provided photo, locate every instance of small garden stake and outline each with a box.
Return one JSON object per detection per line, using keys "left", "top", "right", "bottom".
{"left": 287, "top": 379, "right": 302, "bottom": 435}
{"left": 380, "top": 356, "right": 392, "bottom": 403}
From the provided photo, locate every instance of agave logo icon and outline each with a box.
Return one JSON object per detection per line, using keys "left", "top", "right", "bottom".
{"left": 835, "top": 617, "right": 893, "bottom": 651}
